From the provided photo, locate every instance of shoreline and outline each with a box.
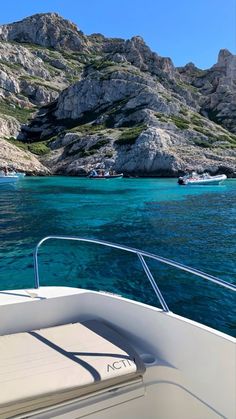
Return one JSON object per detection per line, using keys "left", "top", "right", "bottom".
{"left": 22, "top": 173, "right": 236, "bottom": 179}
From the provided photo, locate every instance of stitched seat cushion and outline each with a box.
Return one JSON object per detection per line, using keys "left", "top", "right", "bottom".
{"left": 0, "top": 320, "right": 145, "bottom": 417}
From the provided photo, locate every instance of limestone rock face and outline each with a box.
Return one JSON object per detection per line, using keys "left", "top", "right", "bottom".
{"left": 0, "top": 113, "right": 49, "bottom": 175}
{"left": 114, "top": 127, "right": 236, "bottom": 176}
{"left": 118, "top": 36, "right": 177, "bottom": 79}
{"left": 0, "top": 138, "right": 50, "bottom": 175}
{"left": 55, "top": 69, "right": 173, "bottom": 121}
{"left": 42, "top": 122, "right": 236, "bottom": 177}
{"left": 0, "top": 42, "right": 51, "bottom": 79}
{"left": 208, "top": 50, "right": 236, "bottom": 132}
{"left": 114, "top": 127, "right": 177, "bottom": 174}
{"left": 0, "top": 115, "right": 21, "bottom": 137}
{"left": 0, "top": 12, "right": 235, "bottom": 176}
{"left": 30, "top": 57, "right": 236, "bottom": 177}
{"left": 0, "top": 40, "right": 71, "bottom": 112}
{"left": 178, "top": 49, "right": 236, "bottom": 132}
{"left": 0, "top": 13, "right": 89, "bottom": 51}
{"left": 0, "top": 69, "right": 20, "bottom": 94}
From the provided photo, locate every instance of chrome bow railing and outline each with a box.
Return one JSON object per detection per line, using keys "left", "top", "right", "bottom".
{"left": 33, "top": 236, "right": 236, "bottom": 312}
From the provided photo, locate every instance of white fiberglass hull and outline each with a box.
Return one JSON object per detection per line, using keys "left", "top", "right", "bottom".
{"left": 0, "top": 175, "right": 19, "bottom": 184}
{"left": 0, "top": 286, "right": 234, "bottom": 419}
{"left": 15, "top": 172, "right": 26, "bottom": 178}
{"left": 187, "top": 174, "right": 227, "bottom": 185}
{"left": 89, "top": 174, "right": 123, "bottom": 179}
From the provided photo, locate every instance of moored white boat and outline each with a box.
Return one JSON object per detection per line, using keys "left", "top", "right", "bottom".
{"left": 89, "top": 173, "right": 123, "bottom": 179}
{"left": 0, "top": 170, "right": 25, "bottom": 185}
{"left": 14, "top": 171, "right": 26, "bottom": 178}
{"left": 0, "top": 174, "right": 19, "bottom": 184}
{"left": 178, "top": 172, "right": 227, "bottom": 185}
{"left": 89, "top": 168, "right": 123, "bottom": 179}
{"left": 0, "top": 236, "right": 235, "bottom": 418}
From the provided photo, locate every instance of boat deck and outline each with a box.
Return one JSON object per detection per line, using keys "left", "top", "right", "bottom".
{"left": 0, "top": 319, "right": 145, "bottom": 417}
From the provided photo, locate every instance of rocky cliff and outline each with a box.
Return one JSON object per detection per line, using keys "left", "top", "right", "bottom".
{"left": 178, "top": 49, "right": 236, "bottom": 133}
{"left": 0, "top": 13, "right": 235, "bottom": 176}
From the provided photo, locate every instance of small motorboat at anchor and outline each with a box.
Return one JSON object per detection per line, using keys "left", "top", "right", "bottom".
{"left": 89, "top": 174, "right": 123, "bottom": 179}
{"left": 13, "top": 171, "right": 26, "bottom": 178}
{"left": 89, "top": 168, "right": 123, "bottom": 179}
{"left": 0, "top": 167, "right": 26, "bottom": 185}
{"left": 0, "top": 174, "right": 19, "bottom": 184}
{"left": 178, "top": 172, "right": 227, "bottom": 186}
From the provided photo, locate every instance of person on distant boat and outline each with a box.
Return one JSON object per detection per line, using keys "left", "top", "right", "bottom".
{"left": 3, "top": 166, "right": 8, "bottom": 176}
{"left": 104, "top": 170, "right": 110, "bottom": 177}
{"left": 91, "top": 169, "right": 98, "bottom": 177}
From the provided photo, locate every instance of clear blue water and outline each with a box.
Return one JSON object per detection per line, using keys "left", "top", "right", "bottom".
{"left": 0, "top": 177, "right": 235, "bottom": 337}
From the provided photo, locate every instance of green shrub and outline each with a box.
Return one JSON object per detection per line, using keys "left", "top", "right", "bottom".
{"left": 79, "top": 150, "right": 96, "bottom": 157}
{"left": 0, "top": 102, "right": 35, "bottom": 123}
{"left": 5, "top": 137, "right": 28, "bottom": 151}
{"left": 179, "top": 108, "right": 189, "bottom": 116}
{"left": 192, "top": 138, "right": 211, "bottom": 148}
{"left": 115, "top": 125, "right": 146, "bottom": 145}
{"left": 89, "top": 60, "right": 116, "bottom": 70}
{"left": 28, "top": 142, "right": 50, "bottom": 155}
{"left": 68, "top": 123, "right": 106, "bottom": 134}
{"left": 5, "top": 137, "right": 50, "bottom": 155}
{"left": 193, "top": 126, "right": 209, "bottom": 135}
{"left": 170, "top": 116, "right": 189, "bottom": 130}
{"left": 105, "top": 151, "right": 114, "bottom": 157}
{"left": 89, "top": 139, "right": 109, "bottom": 150}
{"left": 229, "top": 134, "right": 236, "bottom": 144}
{"left": 176, "top": 81, "right": 198, "bottom": 93}
{"left": 190, "top": 114, "right": 204, "bottom": 127}
{"left": 155, "top": 113, "right": 189, "bottom": 129}
{"left": 0, "top": 60, "right": 23, "bottom": 70}
{"left": 219, "top": 134, "right": 232, "bottom": 142}
{"left": 192, "top": 136, "right": 218, "bottom": 148}
{"left": 155, "top": 112, "right": 169, "bottom": 122}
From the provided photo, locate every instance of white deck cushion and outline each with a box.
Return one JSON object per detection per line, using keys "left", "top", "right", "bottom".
{"left": 0, "top": 320, "right": 145, "bottom": 417}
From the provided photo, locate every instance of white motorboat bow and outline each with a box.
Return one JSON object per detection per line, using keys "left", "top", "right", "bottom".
{"left": 0, "top": 236, "right": 235, "bottom": 418}
{"left": 0, "top": 170, "right": 25, "bottom": 185}
{"left": 0, "top": 174, "right": 19, "bottom": 184}
{"left": 178, "top": 172, "right": 227, "bottom": 185}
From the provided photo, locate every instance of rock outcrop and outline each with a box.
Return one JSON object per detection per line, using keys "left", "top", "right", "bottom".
{"left": 0, "top": 138, "right": 50, "bottom": 175}
{"left": 0, "top": 13, "right": 89, "bottom": 51}
{"left": 178, "top": 49, "right": 236, "bottom": 133}
{"left": 0, "top": 13, "right": 235, "bottom": 176}
{"left": 0, "top": 115, "right": 21, "bottom": 137}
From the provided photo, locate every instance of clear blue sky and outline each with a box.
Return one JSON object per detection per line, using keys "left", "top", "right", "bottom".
{"left": 1, "top": 0, "right": 235, "bottom": 69}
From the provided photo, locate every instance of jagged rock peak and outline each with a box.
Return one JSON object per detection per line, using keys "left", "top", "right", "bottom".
{"left": 177, "top": 61, "right": 205, "bottom": 80}
{"left": 130, "top": 35, "right": 147, "bottom": 44}
{"left": 213, "top": 48, "right": 235, "bottom": 70}
{"left": 121, "top": 35, "right": 176, "bottom": 78}
{"left": 0, "top": 12, "right": 89, "bottom": 51}
{"left": 182, "top": 62, "right": 199, "bottom": 70}
{"left": 217, "top": 48, "right": 233, "bottom": 61}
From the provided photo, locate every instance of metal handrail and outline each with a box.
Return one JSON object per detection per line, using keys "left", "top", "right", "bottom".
{"left": 33, "top": 236, "right": 236, "bottom": 312}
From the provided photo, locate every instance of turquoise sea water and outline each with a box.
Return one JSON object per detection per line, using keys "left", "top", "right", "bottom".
{"left": 0, "top": 177, "right": 235, "bottom": 337}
